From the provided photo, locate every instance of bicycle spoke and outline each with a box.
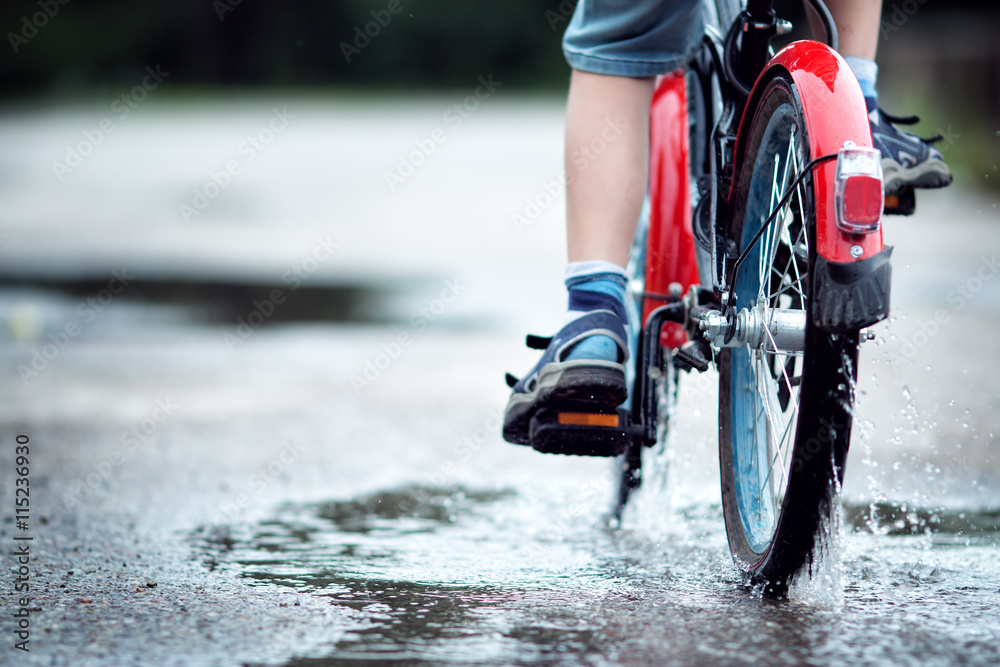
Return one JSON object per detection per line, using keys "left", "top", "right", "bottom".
{"left": 751, "top": 125, "right": 808, "bottom": 532}
{"left": 756, "top": 326, "right": 802, "bottom": 507}
{"left": 755, "top": 355, "right": 784, "bottom": 510}
{"left": 769, "top": 272, "right": 807, "bottom": 302}
{"left": 760, "top": 404, "right": 795, "bottom": 499}
{"left": 791, "top": 146, "right": 810, "bottom": 307}
{"left": 764, "top": 328, "right": 801, "bottom": 416}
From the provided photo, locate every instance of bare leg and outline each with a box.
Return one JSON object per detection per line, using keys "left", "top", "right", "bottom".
{"left": 806, "top": 0, "right": 883, "bottom": 59}
{"left": 565, "top": 69, "right": 656, "bottom": 268}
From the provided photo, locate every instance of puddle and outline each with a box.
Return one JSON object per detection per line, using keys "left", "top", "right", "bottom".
{"left": 0, "top": 280, "right": 398, "bottom": 325}
{"left": 190, "top": 484, "right": 1000, "bottom": 665}
{"left": 844, "top": 500, "right": 1000, "bottom": 540}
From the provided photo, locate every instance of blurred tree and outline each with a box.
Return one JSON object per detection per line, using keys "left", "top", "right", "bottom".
{"left": 1, "top": 0, "right": 996, "bottom": 188}
{"left": 0, "top": 0, "right": 574, "bottom": 95}
{"left": 0, "top": 0, "right": 996, "bottom": 95}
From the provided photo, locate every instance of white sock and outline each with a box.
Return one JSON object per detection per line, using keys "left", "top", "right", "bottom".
{"left": 564, "top": 260, "right": 628, "bottom": 282}
{"left": 843, "top": 56, "right": 878, "bottom": 98}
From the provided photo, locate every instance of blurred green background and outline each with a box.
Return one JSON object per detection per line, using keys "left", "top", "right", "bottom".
{"left": 1, "top": 0, "right": 997, "bottom": 187}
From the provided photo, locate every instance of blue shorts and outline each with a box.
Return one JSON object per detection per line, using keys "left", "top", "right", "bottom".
{"left": 563, "top": 0, "right": 705, "bottom": 77}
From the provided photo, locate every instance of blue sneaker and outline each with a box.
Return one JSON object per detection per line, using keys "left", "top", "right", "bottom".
{"left": 868, "top": 98, "right": 953, "bottom": 193}
{"left": 502, "top": 308, "right": 629, "bottom": 446}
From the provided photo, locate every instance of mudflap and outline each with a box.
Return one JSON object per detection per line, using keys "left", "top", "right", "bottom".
{"left": 812, "top": 246, "right": 892, "bottom": 333}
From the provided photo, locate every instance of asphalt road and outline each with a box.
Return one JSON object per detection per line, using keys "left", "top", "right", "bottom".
{"left": 0, "top": 98, "right": 998, "bottom": 666}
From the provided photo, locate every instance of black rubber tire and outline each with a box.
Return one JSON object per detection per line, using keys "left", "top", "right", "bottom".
{"left": 718, "top": 72, "right": 859, "bottom": 594}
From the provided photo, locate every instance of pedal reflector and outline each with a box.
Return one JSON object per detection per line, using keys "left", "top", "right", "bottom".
{"left": 530, "top": 408, "right": 630, "bottom": 457}
{"left": 883, "top": 187, "right": 915, "bottom": 216}
{"left": 557, "top": 412, "right": 620, "bottom": 427}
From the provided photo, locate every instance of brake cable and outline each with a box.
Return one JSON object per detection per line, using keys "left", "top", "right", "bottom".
{"left": 726, "top": 151, "right": 838, "bottom": 305}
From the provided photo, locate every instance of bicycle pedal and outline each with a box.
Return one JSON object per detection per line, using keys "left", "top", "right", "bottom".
{"left": 672, "top": 340, "right": 711, "bottom": 373}
{"left": 529, "top": 408, "right": 632, "bottom": 457}
{"left": 883, "top": 186, "right": 915, "bottom": 216}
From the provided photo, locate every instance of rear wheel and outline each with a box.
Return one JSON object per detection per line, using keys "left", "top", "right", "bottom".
{"left": 719, "top": 73, "right": 859, "bottom": 592}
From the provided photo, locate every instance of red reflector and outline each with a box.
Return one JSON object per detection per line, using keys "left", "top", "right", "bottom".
{"left": 557, "top": 412, "right": 620, "bottom": 427}
{"left": 835, "top": 145, "right": 883, "bottom": 235}
{"left": 842, "top": 176, "right": 883, "bottom": 226}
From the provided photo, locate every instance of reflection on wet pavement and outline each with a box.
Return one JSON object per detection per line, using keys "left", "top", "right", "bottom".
{"left": 190, "top": 484, "right": 1000, "bottom": 666}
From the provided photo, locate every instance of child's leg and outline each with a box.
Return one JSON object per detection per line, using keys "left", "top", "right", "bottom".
{"left": 503, "top": 0, "right": 704, "bottom": 448}
{"left": 812, "top": 0, "right": 882, "bottom": 61}
{"left": 565, "top": 70, "right": 656, "bottom": 268}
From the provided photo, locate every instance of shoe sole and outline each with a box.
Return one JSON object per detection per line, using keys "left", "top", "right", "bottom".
{"left": 883, "top": 157, "right": 953, "bottom": 193}
{"left": 502, "top": 362, "right": 627, "bottom": 446}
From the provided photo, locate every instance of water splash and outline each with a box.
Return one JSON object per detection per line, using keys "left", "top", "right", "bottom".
{"left": 620, "top": 364, "right": 679, "bottom": 533}
{"left": 787, "top": 475, "right": 846, "bottom": 610}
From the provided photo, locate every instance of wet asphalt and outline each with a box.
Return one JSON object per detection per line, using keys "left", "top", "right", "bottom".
{"left": 0, "top": 99, "right": 999, "bottom": 666}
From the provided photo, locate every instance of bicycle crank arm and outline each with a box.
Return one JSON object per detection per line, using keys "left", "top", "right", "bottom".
{"left": 696, "top": 306, "right": 806, "bottom": 352}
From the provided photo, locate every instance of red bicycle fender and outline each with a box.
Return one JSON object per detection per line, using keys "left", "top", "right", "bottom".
{"left": 739, "top": 41, "right": 884, "bottom": 263}
{"left": 646, "top": 70, "right": 699, "bottom": 348}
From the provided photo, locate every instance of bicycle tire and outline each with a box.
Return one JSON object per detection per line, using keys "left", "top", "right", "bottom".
{"left": 718, "top": 72, "right": 859, "bottom": 593}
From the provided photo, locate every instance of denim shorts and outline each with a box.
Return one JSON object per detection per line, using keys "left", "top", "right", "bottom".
{"left": 563, "top": 0, "right": 705, "bottom": 77}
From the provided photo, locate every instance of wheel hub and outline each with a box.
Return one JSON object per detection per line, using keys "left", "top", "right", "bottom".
{"left": 696, "top": 304, "right": 806, "bottom": 352}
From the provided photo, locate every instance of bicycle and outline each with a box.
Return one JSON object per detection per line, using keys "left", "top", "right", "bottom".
{"left": 523, "top": 0, "right": 912, "bottom": 594}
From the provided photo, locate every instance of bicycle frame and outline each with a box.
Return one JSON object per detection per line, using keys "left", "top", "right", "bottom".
{"left": 613, "top": 0, "right": 896, "bottom": 584}
{"left": 641, "top": 1, "right": 888, "bottom": 346}
{"left": 621, "top": 0, "right": 892, "bottom": 469}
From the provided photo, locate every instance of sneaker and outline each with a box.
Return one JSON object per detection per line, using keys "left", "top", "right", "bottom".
{"left": 502, "top": 309, "right": 629, "bottom": 446}
{"left": 868, "top": 98, "right": 953, "bottom": 193}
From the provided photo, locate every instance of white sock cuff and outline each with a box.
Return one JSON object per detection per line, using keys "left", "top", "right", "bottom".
{"left": 564, "top": 260, "right": 628, "bottom": 281}
{"left": 843, "top": 56, "right": 878, "bottom": 87}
